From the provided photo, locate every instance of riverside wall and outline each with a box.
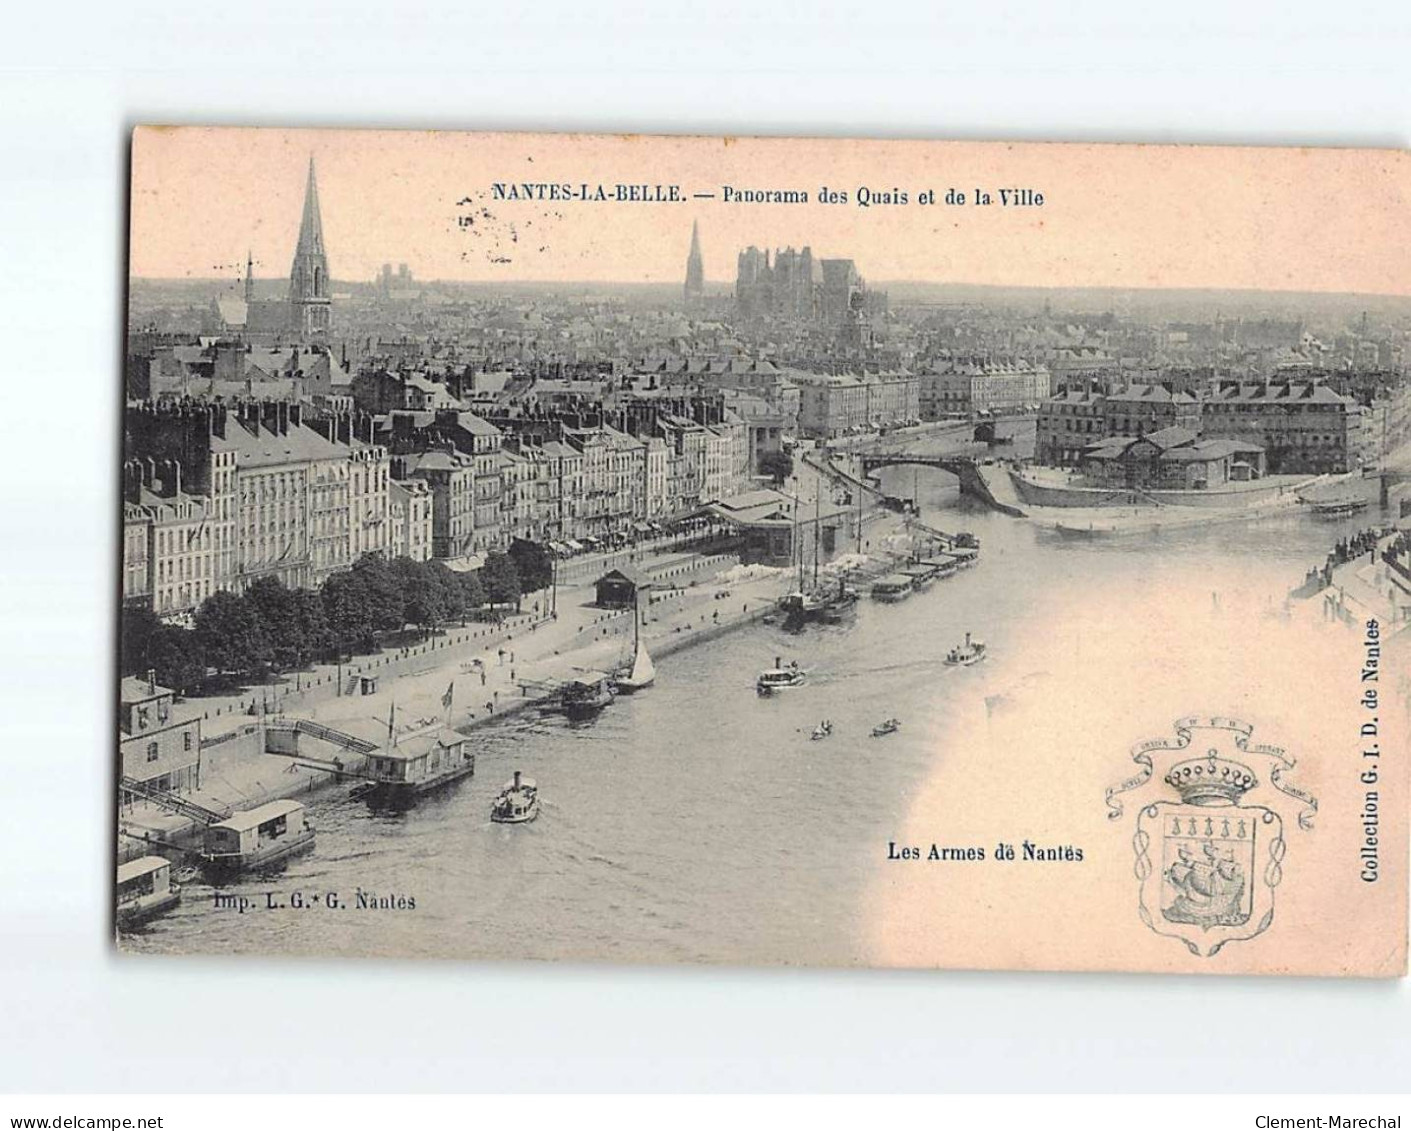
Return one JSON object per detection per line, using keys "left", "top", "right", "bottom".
{"left": 1009, "top": 469, "right": 1316, "bottom": 510}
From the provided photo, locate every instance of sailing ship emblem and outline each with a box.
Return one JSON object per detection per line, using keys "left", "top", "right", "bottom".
{"left": 1105, "top": 717, "right": 1318, "bottom": 958}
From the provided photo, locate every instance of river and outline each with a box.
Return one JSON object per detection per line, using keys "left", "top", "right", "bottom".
{"left": 122, "top": 465, "right": 1392, "bottom": 966}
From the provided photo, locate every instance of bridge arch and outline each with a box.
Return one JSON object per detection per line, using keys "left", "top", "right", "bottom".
{"left": 855, "top": 453, "right": 1023, "bottom": 517}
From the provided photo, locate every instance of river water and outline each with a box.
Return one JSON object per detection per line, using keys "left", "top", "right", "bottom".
{"left": 123, "top": 466, "right": 1391, "bottom": 966}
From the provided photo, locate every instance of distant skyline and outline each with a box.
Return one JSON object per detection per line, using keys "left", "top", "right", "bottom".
{"left": 130, "top": 128, "right": 1411, "bottom": 297}
{"left": 130, "top": 276, "right": 1411, "bottom": 306}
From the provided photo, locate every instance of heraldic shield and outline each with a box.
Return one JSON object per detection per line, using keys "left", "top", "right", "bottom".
{"left": 1106, "top": 717, "right": 1318, "bottom": 958}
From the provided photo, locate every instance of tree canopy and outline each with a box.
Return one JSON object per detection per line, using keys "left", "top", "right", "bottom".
{"left": 482, "top": 551, "right": 522, "bottom": 610}
{"left": 758, "top": 449, "right": 794, "bottom": 485}
{"left": 195, "top": 590, "right": 271, "bottom": 676}
{"left": 123, "top": 550, "right": 518, "bottom": 689}
{"left": 122, "top": 605, "right": 206, "bottom": 696}
{"left": 508, "top": 538, "right": 554, "bottom": 594}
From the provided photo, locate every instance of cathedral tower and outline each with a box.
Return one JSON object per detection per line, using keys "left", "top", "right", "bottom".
{"left": 288, "top": 157, "right": 331, "bottom": 340}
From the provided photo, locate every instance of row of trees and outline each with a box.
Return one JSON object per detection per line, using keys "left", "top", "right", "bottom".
{"left": 123, "top": 543, "right": 554, "bottom": 696}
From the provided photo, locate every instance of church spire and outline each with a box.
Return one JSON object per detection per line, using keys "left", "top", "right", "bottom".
{"left": 244, "top": 249, "right": 254, "bottom": 304}
{"left": 288, "top": 155, "right": 331, "bottom": 340}
{"left": 295, "top": 156, "right": 325, "bottom": 260}
{"left": 684, "top": 220, "right": 704, "bottom": 307}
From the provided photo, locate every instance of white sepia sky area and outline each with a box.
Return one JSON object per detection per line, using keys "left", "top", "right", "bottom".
{"left": 129, "top": 127, "right": 1411, "bottom": 296}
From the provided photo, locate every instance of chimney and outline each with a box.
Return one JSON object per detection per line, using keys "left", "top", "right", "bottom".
{"left": 146, "top": 668, "right": 157, "bottom": 694}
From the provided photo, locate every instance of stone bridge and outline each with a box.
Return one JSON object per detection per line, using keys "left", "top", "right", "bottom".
{"left": 855, "top": 452, "right": 1023, "bottom": 517}
{"left": 858, "top": 452, "right": 976, "bottom": 477}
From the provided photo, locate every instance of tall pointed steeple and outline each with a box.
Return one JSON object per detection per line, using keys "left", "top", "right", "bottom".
{"left": 288, "top": 156, "right": 331, "bottom": 340}
{"left": 244, "top": 250, "right": 255, "bottom": 305}
{"left": 295, "top": 157, "right": 326, "bottom": 260}
{"left": 684, "top": 220, "right": 704, "bottom": 307}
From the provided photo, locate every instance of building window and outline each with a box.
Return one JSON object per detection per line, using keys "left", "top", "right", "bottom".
{"left": 146, "top": 742, "right": 159, "bottom": 763}
{"left": 183, "top": 731, "right": 192, "bottom": 752}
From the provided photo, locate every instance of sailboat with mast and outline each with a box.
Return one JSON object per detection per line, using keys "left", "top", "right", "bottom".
{"left": 614, "top": 591, "right": 655, "bottom": 693}
{"left": 779, "top": 495, "right": 821, "bottom": 630}
{"left": 780, "top": 486, "right": 857, "bottom": 629}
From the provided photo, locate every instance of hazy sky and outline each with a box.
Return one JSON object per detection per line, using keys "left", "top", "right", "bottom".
{"left": 130, "top": 128, "right": 1410, "bottom": 295}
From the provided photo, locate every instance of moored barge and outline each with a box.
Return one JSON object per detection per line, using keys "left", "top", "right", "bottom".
{"left": 116, "top": 855, "right": 181, "bottom": 927}
{"left": 871, "top": 574, "right": 914, "bottom": 602}
{"left": 201, "top": 799, "right": 315, "bottom": 877}
{"left": 363, "top": 729, "right": 476, "bottom": 805}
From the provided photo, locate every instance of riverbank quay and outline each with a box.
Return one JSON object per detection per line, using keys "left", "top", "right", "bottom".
{"left": 329, "top": 536, "right": 918, "bottom": 735}
{"left": 553, "top": 530, "right": 736, "bottom": 585}
{"left": 275, "top": 548, "right": 780, "bottom": 731}
{"left": 176, "top": 608, "right": 548, "bottom": 735}
{"left": 117, "top": 549, "right": 802, "bottom": 862}
{"left": 800, "top": 447, "right": 913, "bottom": 542}
{"left": 176, "top": 538, "right": 749, "bottom": 738}
{"left": 116, "top": 537, "right": 929, "bottom": 867}
{"left": 972, "top": 460, "right": 1028, "bottom": 515}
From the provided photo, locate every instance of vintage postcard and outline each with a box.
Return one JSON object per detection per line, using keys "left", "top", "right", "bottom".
{"left": 117, "top": 128, "right": 1410, "bottom": 975}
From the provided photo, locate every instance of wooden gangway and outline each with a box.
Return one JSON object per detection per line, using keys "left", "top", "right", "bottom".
{"left": 119, "top": 776, "right": 230, "bottom": 826}
{"left": 266, "top": 717, "right": 380, "bottom": 755}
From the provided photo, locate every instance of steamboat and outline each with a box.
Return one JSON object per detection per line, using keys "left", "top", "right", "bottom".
{"left": 491, "top": 770, "right": 540, "bottom": 825}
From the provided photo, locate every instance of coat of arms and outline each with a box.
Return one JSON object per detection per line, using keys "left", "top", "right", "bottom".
{"left": 1105, "top": 717, "right": 1318, "bottom": 957}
